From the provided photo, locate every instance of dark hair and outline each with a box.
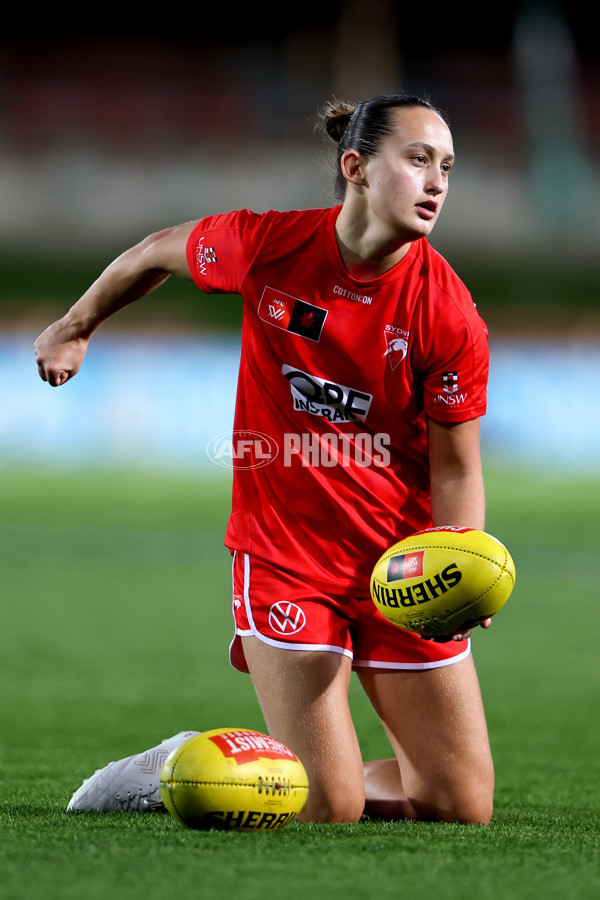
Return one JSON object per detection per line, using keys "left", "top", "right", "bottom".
{"left": 320, "top": 94, "right": 449, "bottom": 201}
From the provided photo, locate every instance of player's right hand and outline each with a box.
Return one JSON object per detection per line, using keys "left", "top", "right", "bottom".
{"left": 34, "top": 321, "right": 89, "bottom": 386}
{"left": 420, "top": 615, "right": 493, "bottom": 643}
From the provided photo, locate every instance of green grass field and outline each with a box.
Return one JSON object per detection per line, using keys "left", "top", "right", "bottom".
{"left": 1, "top": 465, "right": 599, "bottom": 900}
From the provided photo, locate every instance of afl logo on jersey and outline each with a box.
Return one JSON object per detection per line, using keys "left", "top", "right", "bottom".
{"left": 259, "top": 287, "right": 327, "bottom": 342}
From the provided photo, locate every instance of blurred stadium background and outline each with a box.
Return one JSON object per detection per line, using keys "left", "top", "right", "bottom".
{"left": 1, "top": 2, "right": 599, "bottom": 473}
{"left": 2, "top": 18, "right": 599, "bottom": 895}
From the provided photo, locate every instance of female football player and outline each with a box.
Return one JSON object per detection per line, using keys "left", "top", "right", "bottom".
{"left": 35, "top": 94, "right": 494, "bottom": 825}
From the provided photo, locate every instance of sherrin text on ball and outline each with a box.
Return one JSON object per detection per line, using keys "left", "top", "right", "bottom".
{"left": 159, "top": 728, "right": 309, "bottom": 830}
{"left": 370, "top": 527, "right": 516, "bottom": 638}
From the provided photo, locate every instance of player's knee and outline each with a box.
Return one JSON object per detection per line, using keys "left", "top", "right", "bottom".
{"left": 298, "top": 785, "right": 365, "bottom": 824}
{"left": 411, "top": 791, "right": 493, "bottom": 826}
{"left": 447, "top": 756, "right": 495, "bottom": 826}
{"left": 459, "top": 763, "right": 495, "bottom": 825}
{"left": 300, "top": 801, "right": 364, "bottom": 824}
{"left": 412, "top": 769, "right": 494, "bottom": 826}
{"left": 448, "top": 780, "right": 494, "bottom": 826}
{"left": 447, "top": 788, "right": 493, "bottom": 826}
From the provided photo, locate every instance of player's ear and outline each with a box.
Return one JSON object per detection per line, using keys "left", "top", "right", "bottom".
{"left": 340, "top": 150, "right": 368, "bottom": 187}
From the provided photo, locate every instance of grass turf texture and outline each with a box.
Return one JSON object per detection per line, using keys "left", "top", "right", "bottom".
{"left": 1, "top": 467, "right": 599, "bottom": 899}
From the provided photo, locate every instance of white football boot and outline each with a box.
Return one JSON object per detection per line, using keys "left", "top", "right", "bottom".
{"left": 67, "top": 731, "right": 201, "bottom": 812}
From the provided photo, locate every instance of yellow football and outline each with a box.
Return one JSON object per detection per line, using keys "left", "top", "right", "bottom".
{"left": 370, "top": 527, "right": 516, "bottom": 638}
{"left": 159, "top": 728, "right": 309, "bottom": 831}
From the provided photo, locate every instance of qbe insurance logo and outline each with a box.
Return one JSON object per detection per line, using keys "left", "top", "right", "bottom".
{"left": 206, "top": 430, "right": 279, "bottom": 469}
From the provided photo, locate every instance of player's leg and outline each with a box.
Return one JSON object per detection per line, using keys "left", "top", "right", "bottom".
{"left": 241, "top": 635, "right": 366, "bottom": 823}
{"left": 357, "top": 655, "right": 494, "bottom": 824}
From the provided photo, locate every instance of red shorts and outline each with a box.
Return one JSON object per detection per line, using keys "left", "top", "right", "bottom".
{"left": 229, "top": 552, "right": 470, "bottom": 674}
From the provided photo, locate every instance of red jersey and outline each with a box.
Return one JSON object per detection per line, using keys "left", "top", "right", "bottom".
{"left": 186, "top": 206, "right": 489, "bottom": 596}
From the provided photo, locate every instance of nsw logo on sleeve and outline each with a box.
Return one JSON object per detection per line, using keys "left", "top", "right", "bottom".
{"left": 259, "top": 287, "right": 327, "bottom": 342}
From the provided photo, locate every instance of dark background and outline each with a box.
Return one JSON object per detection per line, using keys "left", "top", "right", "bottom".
{"left": 1, "top": 2, "right": 598, "bottom": 335}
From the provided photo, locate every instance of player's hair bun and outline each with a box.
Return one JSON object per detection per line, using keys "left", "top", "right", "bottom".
{"left": 320, "top": 99, "right": 358, "bottom": 144}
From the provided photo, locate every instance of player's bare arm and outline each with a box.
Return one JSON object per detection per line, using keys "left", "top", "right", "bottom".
{"left": 427, "top": 416, "right": 485, "bottom": 530}
{"left": 34, "top": 222, "right": 196, "bottom": 386}
{"left": 426, "top": 416, "right": 491, "bottom": 639}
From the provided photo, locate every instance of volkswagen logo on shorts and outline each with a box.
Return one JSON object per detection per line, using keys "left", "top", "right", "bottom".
{"left": 207, "top": 430, "right": 279, "bottom": 469}
{"left": 268, "top": 601, "right": 306, "bottom": 635}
